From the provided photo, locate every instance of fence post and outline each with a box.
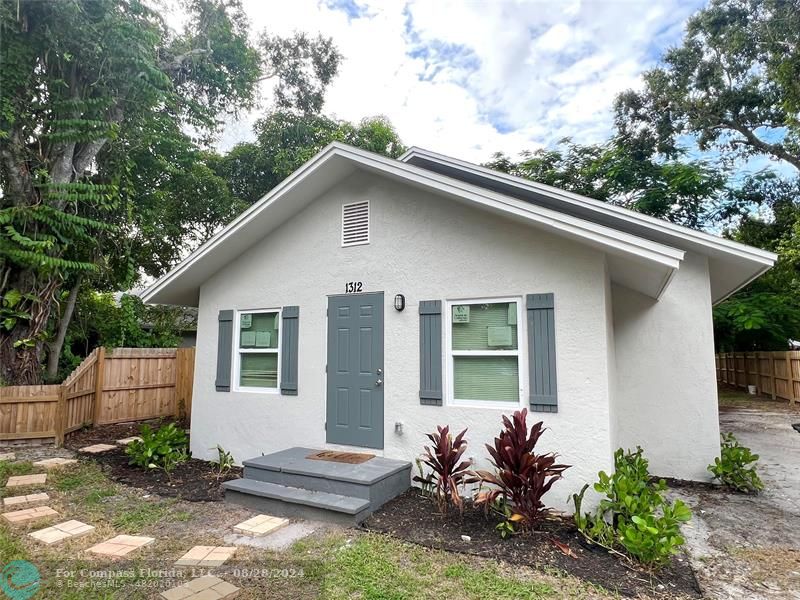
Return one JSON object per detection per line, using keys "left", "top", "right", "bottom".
{"left": 92, "top": 347, "right": 106, "bottom": 425}
{"left": 175, "top": 347, "right": 194, "bottom": 421}
{"left": 768, "top": 353, "right": 777, "bottom": 400}
{"left": 788, "top": 353, "right": 796, "bottom": 406}
{"left": 54, "top": 385, "right": 67, "bottom": 447}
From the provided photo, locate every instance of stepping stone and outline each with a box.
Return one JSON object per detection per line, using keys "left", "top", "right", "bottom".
{"left": 0, "top": 453, "right": 15, "bottom": 461}
{"left": 233, "top": 514, "right": 289, "bottom": 537}
{"left": 87, "top": 534, "right": 155, "bottom": 558}
{"left": 29, "top": 520, "right": 94, "bottom": 545}
{"left": 79, "top": 444, "right": 116, "bottom": 454}
{"left": 175, "top": 545, "right": 237, "bottom": 567}
{"left": 33, "top": 457, "right": 78, "bottom": 469}
{"left": 116, "top": 436, "right": 142, "bottom": 446}
{"left": 3, "top": 493, "right": 49, "bottom": 507}
{"left": 6, "top": 473, "right": 47, "bottom": 487}
{"left": 160, "top": 576, "right": 239, "bottom": 600}
{"left": 2, "top": 505, "right": 58, "bottom": 524}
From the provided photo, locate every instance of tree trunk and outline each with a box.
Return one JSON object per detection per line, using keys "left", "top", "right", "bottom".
{"left": 44, "top": 278, "right": 81, "bottom": 382}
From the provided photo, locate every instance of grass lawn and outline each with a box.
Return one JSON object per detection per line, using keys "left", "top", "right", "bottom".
{"left": 0, "top": 459, "right": 620, "bottom": 599}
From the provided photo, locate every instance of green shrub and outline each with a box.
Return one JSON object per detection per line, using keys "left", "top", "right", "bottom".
{"left": 708, "top": 433, "right": 764, "bottom": 493}
{"left": 572, "top": 447, "right": 692, "bottom": 567}
{"left": 126, "top": 423, "right": 190, "bottom": 474}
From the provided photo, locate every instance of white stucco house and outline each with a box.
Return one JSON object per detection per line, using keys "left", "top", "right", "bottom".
{"left": 142, "top": 143, "right": 776, "bottom": 511}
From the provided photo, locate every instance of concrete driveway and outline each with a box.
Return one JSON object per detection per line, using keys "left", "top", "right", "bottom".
{"left": 677, "top": 392, "right": 800, "bottom": 599}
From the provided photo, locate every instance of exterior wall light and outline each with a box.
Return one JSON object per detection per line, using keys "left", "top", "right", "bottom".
{"left": 394, "top": 294, "right": 406, "bottom": 312}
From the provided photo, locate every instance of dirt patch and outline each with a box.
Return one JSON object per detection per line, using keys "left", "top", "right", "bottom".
{"left": 362, "top": 489, "right": 700, "bottom": 599}
{"left": 64, "top": 420, "right": 241, "bottom": 502}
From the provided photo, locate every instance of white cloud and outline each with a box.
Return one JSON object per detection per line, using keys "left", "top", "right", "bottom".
{"left": 190, "top": 0, "right": 707, "bottom": 162}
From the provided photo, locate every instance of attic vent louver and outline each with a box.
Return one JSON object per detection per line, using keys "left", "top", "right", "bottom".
{"left": 342, "top": 201, "right": 370, "bottom": 247}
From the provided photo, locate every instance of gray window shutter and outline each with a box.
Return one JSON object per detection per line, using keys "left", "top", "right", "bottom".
{"left": 280, "top": 306, "right": 299, "bottom": 395}
{"left": 419, "top": 300, "right": 443, "bottom": 405}
{"left": 527, "top": 294, "right": 557, "bottom": 412}
{"left": 215, "top": 310, "right": 234, "bottom": 392}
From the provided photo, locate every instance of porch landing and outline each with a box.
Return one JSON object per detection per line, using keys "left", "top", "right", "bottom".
{"left": 222, "top": 447, "right": 411, "bottom": 526}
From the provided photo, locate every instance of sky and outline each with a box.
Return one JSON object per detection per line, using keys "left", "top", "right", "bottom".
{"left": 193, "top": 0, "right": 709, "bottom": 163}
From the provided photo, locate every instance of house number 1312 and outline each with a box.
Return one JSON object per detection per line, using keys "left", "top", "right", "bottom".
{"left": 344, "top": 281, "right": 363, "bottom": 293}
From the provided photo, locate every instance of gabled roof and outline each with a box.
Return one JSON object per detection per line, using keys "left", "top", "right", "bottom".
{"left": 142, "top": 143, "right": 773, "bottom": 307}
{"left": 400, "top": 147, "right": 777, "bottom": 303}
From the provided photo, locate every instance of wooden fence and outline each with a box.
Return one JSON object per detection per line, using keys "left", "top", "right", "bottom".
{"left": 716, "top": 351, "right": 799, "bottom": 405}
{"left": 0, "top": 347, "right": 195, "bottom": 445}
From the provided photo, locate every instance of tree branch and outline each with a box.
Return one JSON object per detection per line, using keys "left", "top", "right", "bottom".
{"left": 45, "top": 276, "right": 81, "bottom": 381}
{"left": 722, "top": 119, "right": 800, "bottom": 171}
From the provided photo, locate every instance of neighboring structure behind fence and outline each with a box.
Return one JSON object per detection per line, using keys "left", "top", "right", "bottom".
{"left": 716, "top": 351, "right": 799, "bottom": 405}
{"left": 0, "top": 347, "right": 195, "bottom": 446}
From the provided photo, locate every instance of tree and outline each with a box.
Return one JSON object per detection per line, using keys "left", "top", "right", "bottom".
{"left": 213, "top": 111, "right": 406, "bottom": 206}
{"left": 713, "top": 174, "right": 800, "bottom": 350}
{"left": 614, "top": 0, "right": 800, "bottom": 170}
{"left": 484, "top": 139, "right": 725, "bottom": 228}
{"left": 0, "top": 0, "right": 341, "bottom": 384}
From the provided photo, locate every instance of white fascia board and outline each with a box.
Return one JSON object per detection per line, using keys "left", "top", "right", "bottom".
{"left": 142, "top": 142, "right": 682, "bottom": 305}
{"left": 340, "top": 145, "right": 684, "bottom": 270}
{"left": 400, "top": 147, "right": 777, "bottom": 267}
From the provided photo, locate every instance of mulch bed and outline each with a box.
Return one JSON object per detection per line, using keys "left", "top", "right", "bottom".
{"left": 363, "top": 490, "right": 700, "bottom": 599}
{"left": 64, "top": 420, "right": 241, "bottom": 502}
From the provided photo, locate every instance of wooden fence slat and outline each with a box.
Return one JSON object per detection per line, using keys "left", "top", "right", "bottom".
{"left": 0, "top": 345, "right": 194, "bottom": 443}
{"left": 716, "top": 350, "right": 799, "bottom": 404}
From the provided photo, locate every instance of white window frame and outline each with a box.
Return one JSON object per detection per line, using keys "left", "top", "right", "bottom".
{"left": 233, "top": 308, "right": 282, "bottom": 394}
{"left": 445, "top": 296, "right": 525, "bottom": 410}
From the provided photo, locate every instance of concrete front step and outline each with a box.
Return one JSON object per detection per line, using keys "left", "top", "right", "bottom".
{"left": 225, "top": 447, "right": 412, "bottom": 526}
{"left": 242, "top": 447, "right": 411, "bottom": 507}
{"left": 222, "top": 479, "right": 372, "bottom": 526}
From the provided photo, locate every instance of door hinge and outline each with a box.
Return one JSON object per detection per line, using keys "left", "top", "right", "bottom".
{"left": 325, "top": 364, "right": 328, "bottom": 373}
{"left": 324, "top": 421, "right": 327, "bottom": 431}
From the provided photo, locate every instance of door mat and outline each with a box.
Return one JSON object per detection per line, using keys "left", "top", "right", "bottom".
{"left": 306, "top": 450, "right": 375, "bottom": 464}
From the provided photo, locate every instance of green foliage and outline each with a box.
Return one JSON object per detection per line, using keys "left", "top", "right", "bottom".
{"left": 211, "top": 444, "right": 235, "bottom": 479}
{"left": 0, "top": 0, "right": 343, "bottom": 385}
{"left": 708, "top": 433, "right": 764, "bottom": 493}
{"left": 714, "top": 175, "right": 800, "bottom": 350}
{"left": 572, "top": 447, "right": 692, "bottom": 567}
{"left": 485, "top": 138, "right": 724, "bottom": 228}
{"left": 213, "top": 111, "right": 406, "bottom": 205}
{"left": 58, "top": 290, "right": 183, "bottom": 379}
{"left": 126, "top": 423, "right": 190, "bottom": 474}
{"left": 614, "top": 0, "right": 800, "bottom": 171}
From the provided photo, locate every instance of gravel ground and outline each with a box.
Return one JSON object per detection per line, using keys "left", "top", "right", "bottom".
{"left": 675, "top": 395, "right": 800, "bottom": 599}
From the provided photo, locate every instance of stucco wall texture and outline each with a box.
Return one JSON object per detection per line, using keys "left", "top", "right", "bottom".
{"left": 191, "top": 169, "right": 719, "bottom": 509}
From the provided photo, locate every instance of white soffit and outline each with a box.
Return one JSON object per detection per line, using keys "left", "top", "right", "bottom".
{"left": 142, "top": 143, "right": 683, "bottom": 306}
{"left": 400, "top": 147, "right": 777, "bottom": 303}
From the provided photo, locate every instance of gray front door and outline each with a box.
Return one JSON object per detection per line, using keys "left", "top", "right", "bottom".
{"left": 326, "top": 292, "right": 384, "bottom": 449}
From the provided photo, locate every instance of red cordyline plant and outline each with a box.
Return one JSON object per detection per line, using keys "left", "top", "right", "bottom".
{"left": 471, "top": 408, "right": 570, "bottom": 530}
{"left": 414, "top": 425, "right": 472, "bottom": 513}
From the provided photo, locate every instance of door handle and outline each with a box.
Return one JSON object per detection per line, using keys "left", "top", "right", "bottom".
{"left": 375, "top": 379, "right": 383, "bottom": 387}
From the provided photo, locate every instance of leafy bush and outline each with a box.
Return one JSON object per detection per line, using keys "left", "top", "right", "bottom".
{"left": 413, "top": 425, "right": 471, "bottom": 513}
{"left": 708, "top": 433, "right": 764, "bottom": 493}
{"left": 126, "top": 423, "right": 190, "bottom": 474}
{"left": 572, "top": 447, "right": 692, "bottom": 567}
{"left": 471, "top": 409, "right": 570, "bottom": 531}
